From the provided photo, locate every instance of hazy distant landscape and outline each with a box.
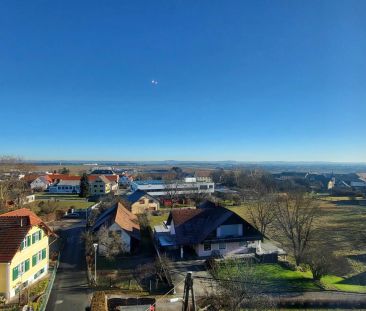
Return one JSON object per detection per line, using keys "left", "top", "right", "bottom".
{"left": 29, "top": 160, "right": 366, "bottom": 174}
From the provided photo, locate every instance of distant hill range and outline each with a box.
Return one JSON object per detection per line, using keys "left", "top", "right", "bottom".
{"left": 27, "top": 160, "right": 366, "bottom": 174}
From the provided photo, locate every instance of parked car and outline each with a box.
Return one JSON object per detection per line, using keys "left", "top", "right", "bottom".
{"left": 63, "top": 212, "right": 80, "bottom": 219}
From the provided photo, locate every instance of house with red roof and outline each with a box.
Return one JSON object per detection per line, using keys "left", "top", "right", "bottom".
{"left": 91, "top": 202, "right": 140, "bottom": 254}
{"left": 0, "top": 208, "right": 54, "bottom": 300}
{"left": 30, "top": 175, "right": 53, "bottom": 191}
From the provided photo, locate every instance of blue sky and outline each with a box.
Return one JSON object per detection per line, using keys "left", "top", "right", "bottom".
{"left": 0, "top": 0, "right": 365, "bottom": 162}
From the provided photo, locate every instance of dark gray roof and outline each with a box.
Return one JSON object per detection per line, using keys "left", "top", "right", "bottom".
{"left": 90, "top": 169, "right": 115, "bottom": 175}
{"left": 167, "top": 206, "right": 262, "bottom": 246}
{"left": 127, "top": 190, "right": 157, "bottom": 204}
{"left": 197, "top": 200, "right": 220, "bottom": 209}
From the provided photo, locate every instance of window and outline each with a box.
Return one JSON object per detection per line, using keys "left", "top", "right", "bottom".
{"left": 32, "top": 230, "right": 42, "bottom": 244}
{"left": 34, "top": 268, "right": 45, "bottom": 280}
{"left": 203, "top": 242, "right": 211, "bottom": 251}
{"left": 32, "top": 248, "right": 46, "bottom": 267}
{"left": 139, "top": 199, "right": 145, "bottom": 204}
{"left": 219, "top": 242, "right": 226, "bottom": 250}
{"left": 149, "top": 199, "right": 154, "bottom": 203}
{"left": 12, "top": 259, "right": 30, "bottom": 281}
{"left": 21, "top": 235, "right": 31, "bottom": 250}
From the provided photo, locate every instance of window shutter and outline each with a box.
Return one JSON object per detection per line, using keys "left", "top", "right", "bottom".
{"left": 39, "top": 230, "right": 42, "bottom": 240}
{"left": 20, "top": 240, "right": 24, "bottom": 251}
{"left": 32, "top": 233, "right": 35, "bottom": 244}
{"left": 32, "top": 254, "right": 37, "bottom": 266}
{"left": 27, "top": 235, "right": 31, "bottom": 246}
{"left": 25, "top": 259, "right": 30, "bottom": 272}
{"left": 42, "top": 249, "right": 46, "bottom": 260}
{"left": 12, "top": 267, "right": 18, "bottom": 281}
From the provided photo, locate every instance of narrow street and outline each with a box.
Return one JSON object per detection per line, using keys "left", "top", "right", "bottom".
{"left": 46, "top": 221, "right": 91, "bottom": 311}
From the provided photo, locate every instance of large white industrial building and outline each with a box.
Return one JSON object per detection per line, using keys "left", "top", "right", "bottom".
{"left": 130, "top": 177, "right": 215, "bottom": 197}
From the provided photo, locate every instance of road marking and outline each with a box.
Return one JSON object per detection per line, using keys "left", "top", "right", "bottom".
{"left": 55, "top": 300, "right": 63, "bottom": 304}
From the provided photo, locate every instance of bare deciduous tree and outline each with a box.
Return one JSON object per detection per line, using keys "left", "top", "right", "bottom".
{"left": 207, "top": 259, "right": 275, "bottom": 311}
{"left": 274, "top": 192, "right": 319, "bottom": 266}
{"left": 247, "top": 194, "right": 277, "bottom": 240}
{"left": 303, "top": 244, "right": 351, "bottom": 280}
{"left": 97, "top": 226, "right": 125, "bottom": 259}
{"left": 0, "top": 155, "right": 34, "bottom": 211}
{"left": 163, "top": 180, "right": 179, "bottom": 207}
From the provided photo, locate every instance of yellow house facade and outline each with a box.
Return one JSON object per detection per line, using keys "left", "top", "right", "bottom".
{"left": 126, "top": 190, "right": 160, "bottom": 214}
{"left": 89, "top": 175, "right": 112, "bottom": 195}
{"left": 0, "top": 209, "right": 53, "bottom": 300}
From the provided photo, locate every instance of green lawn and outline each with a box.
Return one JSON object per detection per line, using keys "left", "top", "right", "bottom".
{"left": 149, "top": 213, "right": 169, "bottom": 227}
{"left": 50, "top": 200, "right": 93, "bottom": 209}
{"left": 32, "top": 199, "right": 94, "bottom": 211}
{"left": 255, "top": 264, "right": 319, "bottom": 291}
{"left": 215, "top": 263, "right": 319, "bottom": 292}
{"left": 215, "top": 261, "right": 366, "bottom": 294}
{"left": 321, "top": 275, "right": 366, "bottom": 293}
{"left": 35, "top": 193, "right": 82, "bottom": 200}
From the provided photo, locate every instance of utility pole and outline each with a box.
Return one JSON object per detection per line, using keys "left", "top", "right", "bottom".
{"left": 182, "top": 272, "right": 196, "bottom": 311}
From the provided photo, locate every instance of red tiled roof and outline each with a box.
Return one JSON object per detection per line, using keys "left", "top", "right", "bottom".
{"left": 170, "top": 208, "right": 203, "bottom": 226}
{"left": 1, "top": 208, "right": 43, "bottom": 226}
{"left": 22, "top": 174, "right": 42, "bottom": 183}
{"left": 114, "top": 202, "right": 140, "bottom": 233}
{"left": 47, "top": 174, "right": 81, "bottom": 181}
{"left": 0, "top": 208, "right": 53, "bottom": 263}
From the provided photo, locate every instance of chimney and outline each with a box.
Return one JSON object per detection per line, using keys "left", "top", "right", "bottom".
{"left": 19, "top": 216, "right": 28, "bottom": 227}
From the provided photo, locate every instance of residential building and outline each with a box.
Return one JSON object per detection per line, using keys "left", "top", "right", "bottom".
{"left": 125, "top": 190, "right": 160, "bottom": 214}
{"left": 88, "top": 175, "right": 119, "bottom": 195}
{"left": 194, "top": 171, "right": 213, "bottom": 183}
{"left": 30, "top": 176, "right": 52, "bottom": 191}
{"left": 89, "top": 167, "right": 117, "bottom": 177}
{"left": 48, "top": 180, "right": 81, "bottom": 194}
{"left": 46, "top": 174, "right": 81, "bottom": 183}
{"left": 154, "top": 202, "right": 284, "bottom": 259}
{"left": 92, "top": 202, "right": 140, "bottom": 254}
{"left": 89, "top": 175, "right": 113, "bottom": 195}
{"left": 131, "top": 178, "right": 214, "bottom": 197}
{"left": 0, "top": 208, "right": 53, "bottom": 300}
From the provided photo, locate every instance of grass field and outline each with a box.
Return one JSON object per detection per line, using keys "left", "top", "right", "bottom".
{"left": 229, "top": 199, "right": 366, "bottom": 291}
{"left": 29, "top": 198, "right": 94, "bottom": 213}
{"left": 149, "top": 212, "right": 169, "bottom": 227}
{"left": 215, "top": 261, "right": 366, "bottom": 294}
{"left": 214, "top": 262, "right": 318, "bottom": 292}
{"left": 35, "top": 193, "right": 82, "bottom": 200}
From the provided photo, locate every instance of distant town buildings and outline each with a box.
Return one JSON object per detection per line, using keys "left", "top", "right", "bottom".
{"left": 131, "top": 177, "right": 214, "bottom": 197}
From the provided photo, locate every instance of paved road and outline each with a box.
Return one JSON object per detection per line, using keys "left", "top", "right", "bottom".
{"left": 46, "top": 221, "right": 91, "bottom": 311}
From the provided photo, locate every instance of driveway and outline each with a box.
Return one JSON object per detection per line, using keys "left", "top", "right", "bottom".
{"left": 168, "top": 259, "right": 214, "bottom": 297}
{"left": 46, "top": 221, "right": 92, "bottom": 311}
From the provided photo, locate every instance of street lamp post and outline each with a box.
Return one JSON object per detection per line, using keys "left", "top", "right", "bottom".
{"left": 93, "top": 243, "right": 98, "bottom": 285}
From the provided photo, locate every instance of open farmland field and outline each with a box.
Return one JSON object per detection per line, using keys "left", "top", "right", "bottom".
{"left": 230, "top": 198, "right": 366, "bottom": 289}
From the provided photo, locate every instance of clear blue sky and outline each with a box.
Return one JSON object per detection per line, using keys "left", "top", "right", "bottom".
{"left": 0, "top": 0, "right": 365, "bottom": 162}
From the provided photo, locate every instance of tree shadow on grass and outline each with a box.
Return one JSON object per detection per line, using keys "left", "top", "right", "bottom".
{"left": 264, "top": 277, "right": 319, "bottom": 293}
{"left": 348, "top": 253, "right": 366, "bottom": 264}
{"left": 339, "top": 271, "right": 366, "bottom": 286}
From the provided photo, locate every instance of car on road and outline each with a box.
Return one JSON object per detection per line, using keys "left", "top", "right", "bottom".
{"left": 63, "top": 212, "right": 80, "bottom": 219}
